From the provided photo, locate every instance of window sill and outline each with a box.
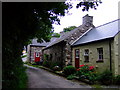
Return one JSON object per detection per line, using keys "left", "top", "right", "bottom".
{"left": 96, "top": 60, "right": 104, "bottom": 63}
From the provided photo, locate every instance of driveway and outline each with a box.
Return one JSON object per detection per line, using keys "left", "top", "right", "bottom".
{"left": 25, "top": 65, "right": 92, "bottom": 88}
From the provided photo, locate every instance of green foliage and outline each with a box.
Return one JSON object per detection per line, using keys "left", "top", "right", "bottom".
{"left": 97, "top": 70, "right": 113, "bottom": 85}
{"left": 63, "top": 26, "right": 77, "bottom": 32}
{"left": 67, "top": 74, "right": 76, "bottom": 80}
{"left": 114, "top": 75, "right": 120, "bottom": 85}
{"left": 42, "top": 60, "right": 51, "bottom": 68}
{"left": 42, "top": 60, "right": 62, "bottom": 71}
{"left": 76, "top": 1, "right": 102, "bottom": 11}
{"left": 76, "top": 65, "right": 97, "bottom": 84}
{"left": 52, "top": 33, "right": 60, "bottom": 37}
{"left": 21, "top": 55, "right": 27, "bottom": 58}
{"left": 44, "top": 54, "right": 49, "bottom": 60}
{"left": 2, "top": 57, "right": 28, "bottom": 88}
{"left": 63, "top": 66, "right": 76, "bottom": 76}
{"left": 3, "top": 2, "right": 71, "bottom": 88}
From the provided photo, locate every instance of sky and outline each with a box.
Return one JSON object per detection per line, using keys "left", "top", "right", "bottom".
{"left": 52, "top": 0, "right": 119, "bottom": 33}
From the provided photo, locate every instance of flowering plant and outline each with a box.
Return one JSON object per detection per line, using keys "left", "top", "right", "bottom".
{"left": 78, "top": 64, "right": 94, "bottom": 71}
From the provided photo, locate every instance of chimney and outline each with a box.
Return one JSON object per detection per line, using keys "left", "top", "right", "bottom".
{"left": 82, "top": 14, "right": 93, "bottom": 26}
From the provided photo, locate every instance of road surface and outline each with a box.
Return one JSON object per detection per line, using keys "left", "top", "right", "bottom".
{"left": 25, "top": 65, "right": 92, "bottom": 88}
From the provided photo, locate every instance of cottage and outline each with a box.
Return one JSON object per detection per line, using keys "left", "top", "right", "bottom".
{"left": 27, "top": 38, "right": 48, "bottom": 63}
{"left": 72, "top": 19, "right": 120, "bottom": 75}
{"left": 43, "top": 14, "right": 95, "bottom": 67}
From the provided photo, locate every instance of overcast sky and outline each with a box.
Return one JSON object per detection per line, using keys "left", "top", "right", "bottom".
{"left": 52, "top": 0, "right": 119, "bottom": 33}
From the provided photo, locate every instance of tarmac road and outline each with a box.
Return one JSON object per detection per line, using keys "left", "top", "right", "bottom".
{"left": 25, "top": 65, "right": 92, "bottom": 88}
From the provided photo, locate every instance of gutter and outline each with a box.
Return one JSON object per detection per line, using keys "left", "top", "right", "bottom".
{"left": 109, "top": 39, "right": 112, "bottom": 72}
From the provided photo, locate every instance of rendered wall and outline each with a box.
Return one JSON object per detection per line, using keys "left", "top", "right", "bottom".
{"left": 72, "top": 40, "right": 112, "bottom": 73}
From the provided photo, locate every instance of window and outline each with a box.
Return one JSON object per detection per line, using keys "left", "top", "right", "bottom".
{"left": 84, "top": 49, "right": 89, "bottom": 62}
{"left": 50, "top": 54, "right": 52, "bottom": 60}
{"left": 36, "top": 52, "right": 39, "bottom": 57}
{"left": 75, "top": 49, "right": 79, "bottom": 58}
{"left": 97, "top": 48, "right": 103, "bottom": 61}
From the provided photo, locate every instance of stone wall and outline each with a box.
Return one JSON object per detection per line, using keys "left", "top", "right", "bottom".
{"left": 43, "top": 14, "right": 94, "bottom": 67}
{"left": 27, "top": 45, "right": 45, "bottom": 63}
{"left": 43, "top": 41, "right": 66, "bottom": 67}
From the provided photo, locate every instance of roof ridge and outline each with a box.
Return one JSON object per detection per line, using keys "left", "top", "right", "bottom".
{"left": 95, "top": 19, "right": 120, "bottom": 28}
{"left": 71, "top": 27, "right": 93, "bottom": 45}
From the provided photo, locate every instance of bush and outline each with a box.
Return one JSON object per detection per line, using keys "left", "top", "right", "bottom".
{"left": 63, "top": 66, "right": 76, "bottom": 76}
{"left": 114, "top": 75, "right": 120, "bottom": 85}
{"left": 42, "top": 60, "right": 63, "bottom": 71}
{"left": 67, "top": 74, "right": 76, "bottom": 80}
{"left": 42, "top": 60, "right": 51, "bottom": 68}
{"left": 76, "top": 64, "right": 97, "bottom": 84}
{"left": 97, "top": 70, "right": 113, "bottom": 85}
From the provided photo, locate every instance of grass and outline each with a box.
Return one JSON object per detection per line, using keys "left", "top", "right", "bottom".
{"left": 18, "top": 66, "right": 28, "bottom": 88}
{"left": 21, "top": 55, "right": 27, "bottom": 58}
{"left": 91, "top": 84, "right": 102, "bottom": 88}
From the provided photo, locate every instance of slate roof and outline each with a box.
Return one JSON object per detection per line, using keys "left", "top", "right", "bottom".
{"left": 43, "top": 24, "right": 94, "bottom": 49}
{"left": 30, "top": 37, "right": 58, "bottom": 47}
{"left": 72, "top": 19, "right": 120, "bottom": 46}
{"left": 46, "top": 26, "right": 82, "bottom": 47}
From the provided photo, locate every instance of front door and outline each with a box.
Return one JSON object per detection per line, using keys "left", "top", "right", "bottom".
{"left": 34, "top": 52, "right": 40, "bottom": 62}
{"left": 75, "top": 49, "right": 80, "bottom": 68}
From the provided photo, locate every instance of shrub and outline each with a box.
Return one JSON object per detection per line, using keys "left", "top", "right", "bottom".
{"left": 114, "top": 75, "right": 120, "bottom": 85}
{"left": 67, "top": 74, "right": 76, "bottom": 80}
{"left": 97, "top": 70, "right": 113, "bottom": 85}
{"left": 76, "top": 64, "right": 97, "bottom": 84}
{"left": 42, "top": 60, "right": 63, "bottom": 71}
{"left": 42, "top": 60, "right": 51, "bottom": 68}
{"left": 63, "top": 66, "right": 76, "bottom": 76}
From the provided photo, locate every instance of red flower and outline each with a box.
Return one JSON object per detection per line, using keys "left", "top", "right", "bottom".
{"left": 89, "top": 66, "right": 94, "bottom": 70}
{"left": 79, "top": 65, "right": 84, "bottom": 67}
{"left": 76, "top": 68, "right": 80, "bottom": 71}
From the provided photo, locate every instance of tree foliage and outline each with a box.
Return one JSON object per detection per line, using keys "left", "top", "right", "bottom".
{"left": 76, "top": 0, "right": 102, "bottom": 11}
{"left": 63, "top": 26, "right": 77, "bottom": 32}
{"left": 2, "top": 2, "right": 71, "bottom": 88}
{"left": 52, "top": 33, "right": 60, "bottom": 37}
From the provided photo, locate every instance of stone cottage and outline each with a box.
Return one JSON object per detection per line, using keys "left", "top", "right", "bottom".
{"left": 43, "top": 14, "right": 95, "bottom": 67}
{"left": 72, "top": 19, "right": 120, "bottom": 75}
{"left": 27, "top": 37, "right": 58, "bottom": 63}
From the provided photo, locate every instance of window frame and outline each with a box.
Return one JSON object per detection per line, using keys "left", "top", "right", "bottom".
{"left": 97, "top": 48, "right": 104, "bottom": 62}
{"left": 84, "top": 49, "right": 89, "bottom": 62}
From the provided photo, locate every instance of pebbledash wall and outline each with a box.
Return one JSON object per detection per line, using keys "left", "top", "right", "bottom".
{"left": 72, "top": 40, "right": 112, "bottom": 73}
{"left": 113, "top": 31, "right": 120, "bottom": 75}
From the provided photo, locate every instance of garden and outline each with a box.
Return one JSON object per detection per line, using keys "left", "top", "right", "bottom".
{"left": 25, "top": 59, "right": 120, "bottom": 86}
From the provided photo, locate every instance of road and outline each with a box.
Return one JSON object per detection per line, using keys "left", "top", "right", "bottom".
{"left": 25, "top": 65, "right": 92, "bottom": 88}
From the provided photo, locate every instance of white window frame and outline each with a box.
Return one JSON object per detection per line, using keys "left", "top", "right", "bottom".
{"left": 97, "top": 48, "right": 103, "bottom": 61}
{"left": 84, "top": 49, "right": 89, "bottom": 61}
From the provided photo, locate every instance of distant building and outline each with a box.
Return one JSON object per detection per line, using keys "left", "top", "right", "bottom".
{"left": 27, "top": 37, "right": 58, "bottom": 63}
{"left": 72, "top": 19, "right": 120, "bottom": 75}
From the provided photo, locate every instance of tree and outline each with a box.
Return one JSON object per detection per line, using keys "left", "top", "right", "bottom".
{"left": 76, "top": 0, "right": 102, "bottom": 11}
{"left": 52, "top": 33, "right": 60, "bottom": 37}
{"left": 2, "top": 2, "right": 71, "bottom": 88}
{"left": 63, "top": 26, "right": 77, "bottom": 32}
